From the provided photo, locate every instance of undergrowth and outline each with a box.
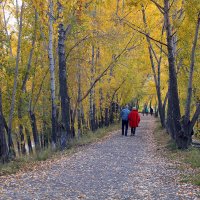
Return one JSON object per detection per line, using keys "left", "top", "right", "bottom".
{"left": 0, "top": 123, "right": 120, "bottom": 176}
{"left": 153, "top": 122, "right": 200, "bottom": 186}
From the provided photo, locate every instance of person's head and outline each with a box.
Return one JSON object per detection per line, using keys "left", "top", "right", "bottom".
{"left": 126, "top": 105, "right": 129, "bottom": 109}
{"left": 132, "top": 106, "right": 137, "bottom": 111}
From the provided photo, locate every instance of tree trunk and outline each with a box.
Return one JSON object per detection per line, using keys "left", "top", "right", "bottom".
{"left": 0, "top": 89, "right": 8, "bottom": 163}
{"left": 180, "top": 13, "right": 200, "bottom": 148}
{"left": 58, "top": 24, "right": 71, "bottom": 147}
{"left": 142, "top": 5, "right": 166, "bottom": 127}
{"left": 77, "top": 62, "right": 82, "bottom": 137}
{"left": 48, "top": 0, "right": 57, "bottom": 147}
{"left": 7, "top": 1, "right": 24, "bottom": 157}
{"left": 105, "top": 107, "right": 109, "bottom": 127}
{"left": 25, "top": 128, "right": 32, "bottom": 154}
{"left": 164, "top": 0, "right": 182, "bottom": 147}
{"left": 29, "top": 111, "right": 39, "bottom": 151}
{"left": 99, "top": 87, "right": 104, "bottom": 127}
{"left": 89, "top": 45, "right": 96, "bottom": 131}
{"left": 184, "top": 13, "right": 200, "bottom": 122}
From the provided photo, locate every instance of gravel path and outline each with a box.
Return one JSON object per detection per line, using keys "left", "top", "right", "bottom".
{"left": 0, "top": 116, "right": 200, "bottom": 200}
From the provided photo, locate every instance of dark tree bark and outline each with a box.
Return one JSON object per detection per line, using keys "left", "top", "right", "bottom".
{"left": 25, "top": 128, "right": 32, "bottom": 154}
{"left": 164, "top": 0, "right": 182, "bottom": 147}
{"left": 2, "top": 116, "right": 8, "bottom": 135}
{"left": 18, "top": 99, "right": 26, "bottom": 155}
{"left": 58, "top": 24, "right": 71, "bottom": 148}
{"left": 105, "top": 107, "right": 109, "bottom": 127}
{"left": 99, "top": 87, "right": 104, "bottom": 127}
{"left": 29, "top": 111, "right": 39, "bottom": 151}
{"left": 180, "top": 13, "right": 200, "bottom": 148}
{"left": 0, "top": 89, "right": 8, "bottom": 163}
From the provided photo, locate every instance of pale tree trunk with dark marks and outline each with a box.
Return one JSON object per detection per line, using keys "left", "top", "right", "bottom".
{"left": 96, "top": 47, "right": 104, "bottom": 128}
{"left": 48, "top": 0, "right": 57, "bottom": 147}
{"left": 58, "top": 24, "right": 71, "bottom": 148}
{"left": 7, "top": 1, "right": 24, "bottom": 157}
{"left": 0, "top": 89, "right": 8, "bottom": 163}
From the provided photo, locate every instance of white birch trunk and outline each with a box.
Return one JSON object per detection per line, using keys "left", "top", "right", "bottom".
{"left": 48, "top": 0, "right": 57, "bottom": 148}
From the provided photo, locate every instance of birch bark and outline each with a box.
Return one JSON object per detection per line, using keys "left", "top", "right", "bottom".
{"left": 48, "top": 0, "right": 57, "bottom": 147}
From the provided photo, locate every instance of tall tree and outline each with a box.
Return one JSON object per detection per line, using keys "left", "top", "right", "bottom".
{"left": 48, "top": 0, "right": 57, "bottom": 147}
{"left": 7, "top": 1, "right": 24, "bottom": 157}
{"left": 58, "top": 23, "right": 71, "bottom": 148}
{"left": 0, "top": 88, "right": 8, "bottom": 163}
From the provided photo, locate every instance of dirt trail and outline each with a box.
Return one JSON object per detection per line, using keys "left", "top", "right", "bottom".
{"left": 0, "top": 116, "right": 199, "bottom": 200}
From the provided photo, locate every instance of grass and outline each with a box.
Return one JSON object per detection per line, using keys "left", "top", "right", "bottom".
{"left": 153, "top": 122, "right": 200, "bottom": 186}
{"left": 0, "top": 123, "right": 120, "bottom": 176}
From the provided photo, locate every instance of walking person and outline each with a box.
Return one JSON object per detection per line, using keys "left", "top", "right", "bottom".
{"left": 120, "top": 105, "right": 130, "bottom": 136}
{"left": 128, "top": 107, "right": 140, "bottom": 136}
{"left": 150, "top": 107, "right": 153, "bottom": 116}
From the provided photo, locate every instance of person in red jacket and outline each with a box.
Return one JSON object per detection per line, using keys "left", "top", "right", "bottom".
{"left": 128, "top": 107, "right": 140, "bottom": 136}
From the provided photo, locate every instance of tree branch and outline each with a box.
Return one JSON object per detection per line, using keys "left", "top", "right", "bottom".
{"left": 150, "top": 0, "right": 164, "bottom": 14}
{"left": 66, "top": 35, "right": 89, "bottom": 59}
{"left": 122, "top": 19, "right": 168, "bottom": 46}
{"left": 190, "top": 104, "right": 200, "bottom": 132}
{"left": 184, "top": 12, "right": 200, "bottom": 122}
{"left": 78, "top": 35, "right": 134, "bottom": 103}
{"left": 110, "top": 79, "right": 126, "bottom": 103}
{"left": 32, "top": 68, "right": 49, "bottom": 112}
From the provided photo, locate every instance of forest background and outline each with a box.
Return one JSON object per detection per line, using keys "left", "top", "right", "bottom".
{"left": 0, "top": 0, "right": 200, "bottom": 163}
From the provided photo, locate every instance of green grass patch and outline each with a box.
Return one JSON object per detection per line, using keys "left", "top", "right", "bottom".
{"left": 180, "top": 174, "right": 200, "bottom": 186}
{"left": 183, "top": 148, "right": 200, "bottom": 168}
{"left": 0, "top": 123, "right": 120, "bottom": 176}
{"left": 153, "top": 122, "right": 200, "bottom": 186}
{"left": 34, "top": 148, "right": 53, "bottom": 162}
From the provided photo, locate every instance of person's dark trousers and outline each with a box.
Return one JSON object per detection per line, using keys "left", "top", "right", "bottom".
{"left": 131, "top": 127, "right": 136, "bottom": 135}
{"left": 122, "top": 120, "right": 128, "bottom": 136}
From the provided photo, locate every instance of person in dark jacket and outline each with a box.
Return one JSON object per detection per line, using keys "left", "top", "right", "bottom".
{"left": 150, "top": 107, "right": 153, "bottom": 116}
{"left": 120, "top": 105, "right": 130, "bottom": 136}
{"left": 128, "top": 107, "right": 140, "bottom": 136}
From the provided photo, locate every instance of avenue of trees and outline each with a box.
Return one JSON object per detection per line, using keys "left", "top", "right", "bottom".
{"left": 0, "top": 0, "right": 200, "bottom": 163}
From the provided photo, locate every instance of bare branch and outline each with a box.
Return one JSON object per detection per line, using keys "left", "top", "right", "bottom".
{"left": 190, "top": 104, "right": 200, "bottom": 132}
{"left": 150, "top": 0, "right": 164, "bottom": 14}
{"left": 122, "top": 19, "right": 168, "bottom": 46}
{"left": 32, "top": 68, "right": 49, "bottom": 112}
{"left": 110, "top": 79, "right": 126, "bottom": 103}
{"left": 169, "top": 0, "right": 175, "bottom": 11}
{"left": 66, "top": 35, "right": 89, "bottom": 59}
{"left": 154, "top": 43, "right": 168, "bottom": 56}
{"left": 79, "top": 35, "right": 134, "bottom": 103}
